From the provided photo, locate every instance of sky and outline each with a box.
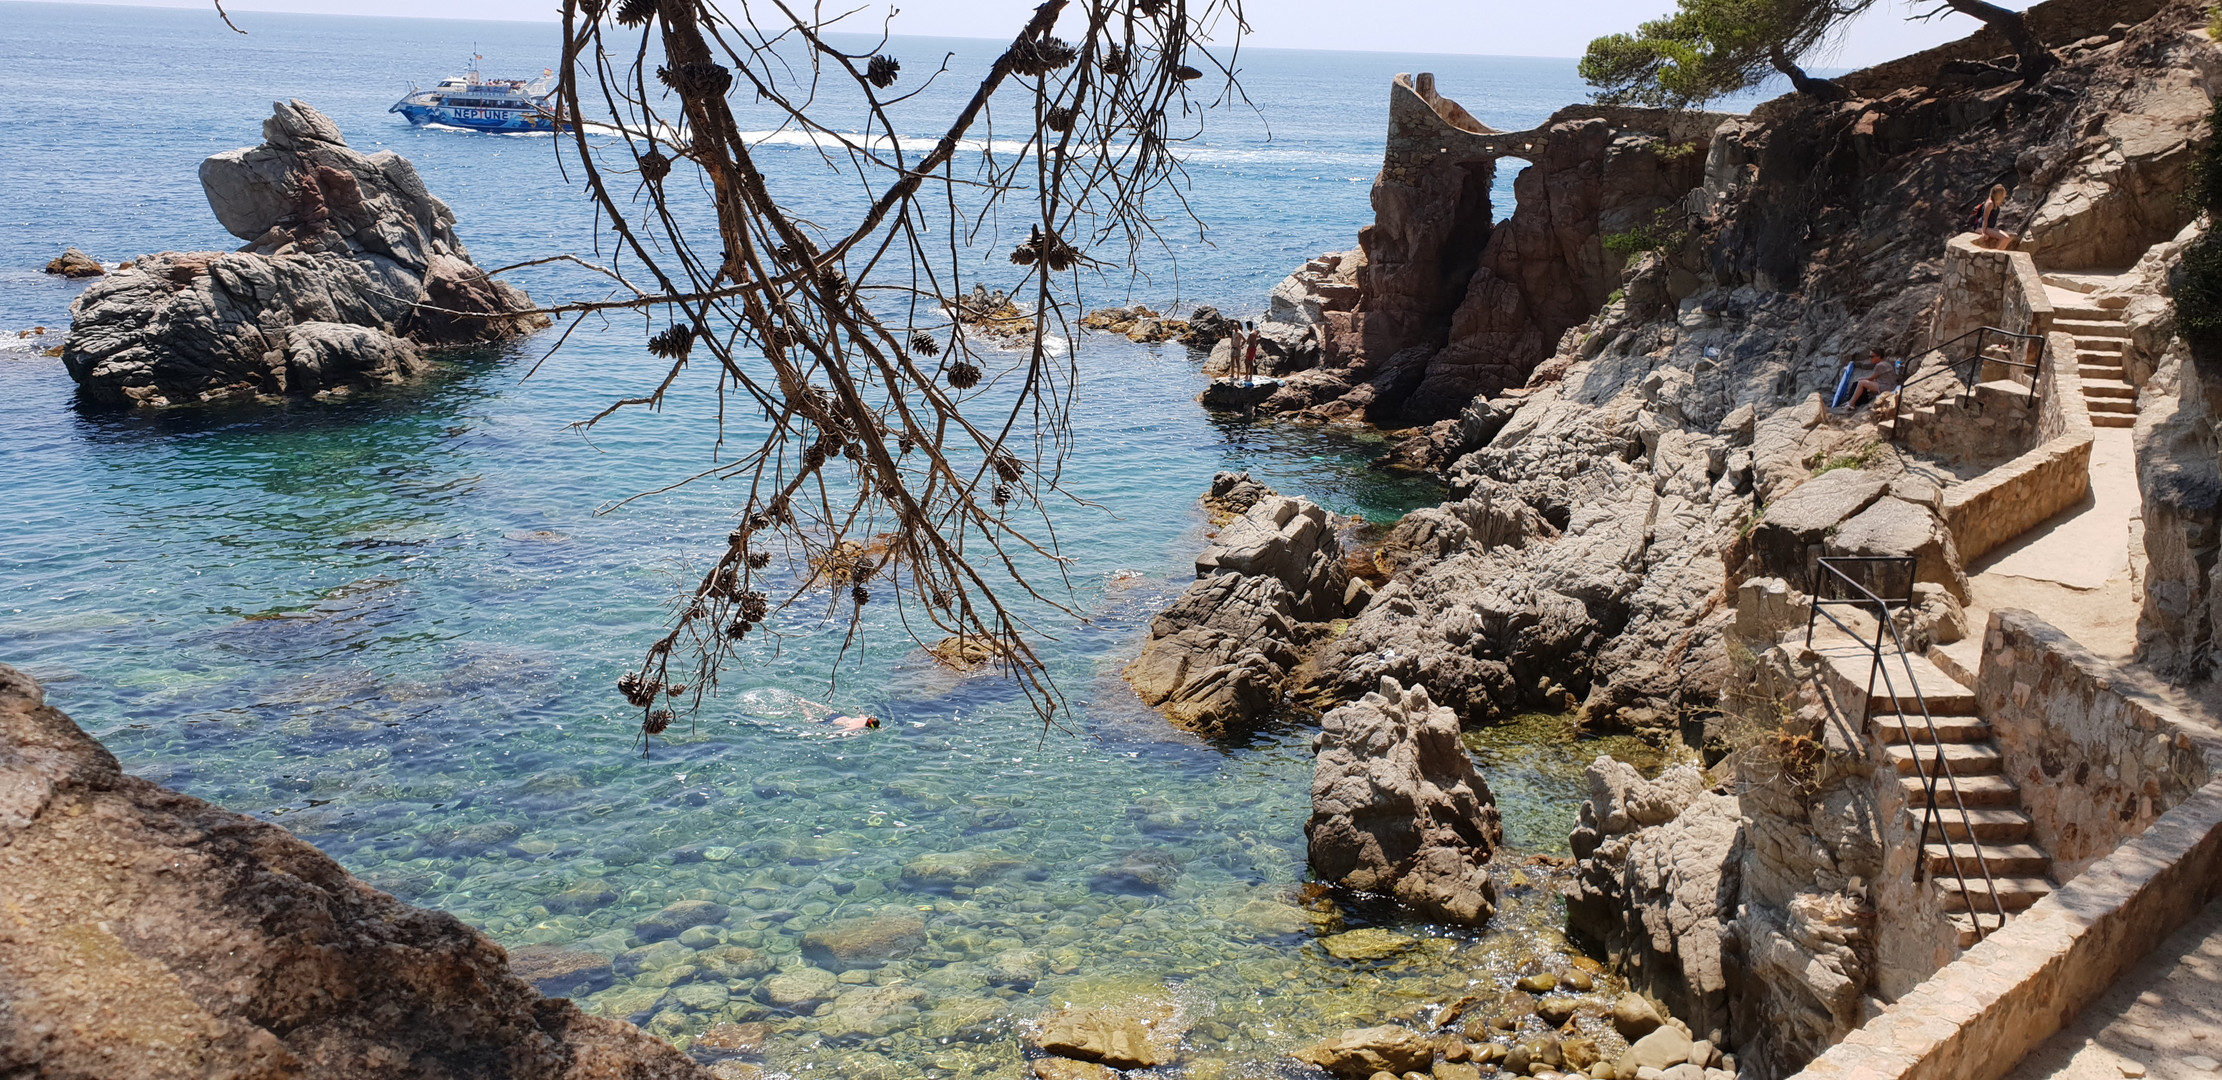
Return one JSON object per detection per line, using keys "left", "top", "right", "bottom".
{"left": 37, "top": 0, "right": 2029, "bottom": 66}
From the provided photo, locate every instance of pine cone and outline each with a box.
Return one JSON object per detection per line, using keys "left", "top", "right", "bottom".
{"left": 615, "top": 0, "right": 656, "bottom": 27}
{"left": 946, "top": 361, "right": 983, "bottom": 390}
{"left": 638, "top": 147, "right": 672, "bottom": 182}
{"left": 867, "top": 54, "right": 901, "bottom": 88}
{"left": 648, "top": 323, "right": 695, "bottom": 358}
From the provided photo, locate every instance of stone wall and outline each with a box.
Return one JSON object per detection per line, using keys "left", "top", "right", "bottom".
{"left": 1786, "top": 776, "right": 2222, "bottom": 1080}
{"left": 1928, "top": 237, "right": 2055, "bottom": 349}
{"left": 1940, "top": 331, "right": 2094, "bottom": 563}
{"left": 1975, "top": 609, "right": 2222, "bottom": 877}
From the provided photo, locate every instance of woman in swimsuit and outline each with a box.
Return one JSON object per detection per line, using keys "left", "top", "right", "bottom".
{"left": 1975, "top": 184, "right": 2011, "bottom": 249}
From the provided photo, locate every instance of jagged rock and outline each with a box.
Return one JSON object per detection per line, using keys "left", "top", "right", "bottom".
{"left": 0, "top": 664, "right": 711, "bottom": 1079}
{"left": 1825, "top": 495, "right": 1968, "bottom": 602}
{"left": 1127, "top": 492, "right": 1346, "bottom": 732}
{"left": 1567, "top": 760, "right": 1739, "bottom": 1044}
{"left": 1307, "top": 678, "right": 1503, "bottom": 924}
{"left": 1746, "top": 469, "right": 1892, "bottom": 585}
{"left": 1034, "top": 1001, "right": 1184, "bottom": 1069}
{"left": 1198, "top": 377, "right": 1279, "bottom": 410}
{"left": 799, "top": 912, "right": 926, "bottom": 970}
{"left": 43, "top": 247, "right": 104, "bottom": 277}
{"left": 1295, "top": 1025, "right": 1433, "bottom": 1079}
{"left": 1202, "top": 469, "right": 1276, "bottom": 520}
{"left": 63, "top": 100, "right": 545, "bottom": 408}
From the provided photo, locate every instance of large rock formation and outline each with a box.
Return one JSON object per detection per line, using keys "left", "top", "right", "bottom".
{"left": 1242, "top": 79, "right": 1724, "bottom": 425}
{"left": 1565, "top": 760, "right": 1741, "bottom": 1046}
{"left": 1307, "top": 677, "right": 1503, "bottom": 925}
{"left": 1124, "top": 474, "right": 1349, "bottom": 733}
{"left": 0, "top": 664, "right": 709, "bottom": 1080}
{"left": 62, "top": 100, "right": 545, "bottom": 408}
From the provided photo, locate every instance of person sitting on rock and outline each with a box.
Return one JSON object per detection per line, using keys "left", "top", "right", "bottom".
{"left": 1973, "top": 184, "right": 2012, "bottom": 249}
{"left": 1845, "top": 349, "right": 1900, "bottom": 410}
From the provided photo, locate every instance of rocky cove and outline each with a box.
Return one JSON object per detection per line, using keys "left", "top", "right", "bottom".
{"left": 10, "top": 2, "right": 2222, "bottom": 1080}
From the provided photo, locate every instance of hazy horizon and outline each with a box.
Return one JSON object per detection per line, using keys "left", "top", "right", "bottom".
{"left": 19, "top": 0, "right": 2030, "bottom": 68}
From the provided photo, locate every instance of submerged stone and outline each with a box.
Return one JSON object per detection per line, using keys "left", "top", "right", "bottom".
{"left": 636, "top": 899, "right": 730, "bottom": 942}
{"left": 800, "top": 912, "right": 927, "bottom": 970}
{"left": 759, "top": 966, "right": 839, "bottom": 1009}
{"left": 1295, "top": 1025, "right": 1432, "bottom": 1078}
{"left": 1320, "top": 928, "right": 1418, "bottom": 961}
{"left": 1034, "top": 1001, "right": 1186, "bottom": 1070}
{"left": 507, "top": 945, "right": 614, "bottom": 998}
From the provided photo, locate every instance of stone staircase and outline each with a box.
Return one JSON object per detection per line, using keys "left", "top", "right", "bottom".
{"left": 1826, "top": 646, "right": 2055, "bottom": 947}
{"left": 2044, "top": 275, "right": 2137, "bottom": 429}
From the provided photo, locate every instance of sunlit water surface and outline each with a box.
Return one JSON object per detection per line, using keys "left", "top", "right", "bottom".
{"left": 0, "top": 5, "right": 1700, "bottom": 1075}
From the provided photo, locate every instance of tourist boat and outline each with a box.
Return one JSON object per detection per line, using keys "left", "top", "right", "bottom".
{"left": 390, "top": 60, "right": 563, "bottom": 133}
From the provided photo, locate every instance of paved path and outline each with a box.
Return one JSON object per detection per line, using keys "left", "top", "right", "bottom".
{"left": 1963, "top": 425, "right": 2142, "bottom": 661}
{"left": 2004, "top": 899, "right": 2222, "bottom": 1080}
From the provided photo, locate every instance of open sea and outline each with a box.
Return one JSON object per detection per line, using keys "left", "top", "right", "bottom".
{"left": 0, "top": 5, "right": 1693, "bottom": 1075}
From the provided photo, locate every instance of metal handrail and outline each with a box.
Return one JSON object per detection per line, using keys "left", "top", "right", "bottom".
{"left": 1802, "top": 554, "right": 2010, "bottom": 942}
{"left": 1887, "top": 326, "right": 2048, "bottom": 445}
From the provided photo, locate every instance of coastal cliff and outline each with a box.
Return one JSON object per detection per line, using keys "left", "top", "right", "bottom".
{"left": 1151, "top": 1, "right": 2222, "bottom": 1077}
{"left": 0, "top": 664, "right": 710, "bottom": 1080}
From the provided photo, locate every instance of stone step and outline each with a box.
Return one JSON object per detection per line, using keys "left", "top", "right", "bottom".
{"left": 1922, "top": 806, "right": 2036, "bottom": 843}
{"left": 1950, "top": 911, "right": 2011, "bottom": 947}
{"left": 1901, "top": 772, "right": 2022, "bottom": 806}
{"left": 1817, "top": 645, "right": 1978, "bottom": 713}
{"left": 2079, "top": 365, "right": 2127, "bottom": 382}
{"left": 1873, "top": 712, "right": 1992, "bottom": 744}
{"left": 2088, "top": 398, "right": 2137, "bottom": 415}
{"left": 2078, "top": 337, "right": 2126, "bottom": 353}
{"left": 2092, "top": 412, "right": 2137, "bottom": 428}
{"left": 2054, "top": 304, "right": 2122, "bottom": 321}
{"left": 1924, "top": 842, "right": 2053, "bottom": 876}
{"left": 1937, "top": 874, "right": 2053, "bottom": 913}
{"left": 2057, "top": 319, "right": 2131, "bottom": 340}
{"left": 1888, "top": 741, "right": 2004, "bottom": 777}
{"left": 2083, "top": 382, "right": 2136, "bottom": 399}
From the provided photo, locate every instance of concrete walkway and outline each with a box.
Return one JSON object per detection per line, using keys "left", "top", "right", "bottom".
{"left": 2004, "top": 899, "right": 2222, "bottom": 1080}
{"left": 1961, "top": 426, "right": 2143, "bottom": 662}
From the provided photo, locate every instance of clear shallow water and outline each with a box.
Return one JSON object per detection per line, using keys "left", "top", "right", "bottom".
{"left": 1, "top": 5, "right": 1675, "bottom": 1076}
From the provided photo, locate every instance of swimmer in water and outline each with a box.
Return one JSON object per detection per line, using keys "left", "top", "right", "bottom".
{"left": 793, "top": 695, "right": 881, "bottom": 733}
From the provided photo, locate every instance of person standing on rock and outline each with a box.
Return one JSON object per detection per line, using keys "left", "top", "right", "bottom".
{"left": 1973, "top": 184, "right": 2012, "bottom": 248}
{"left": 1226, "top": 321, "right": 1257, "bottom": 386}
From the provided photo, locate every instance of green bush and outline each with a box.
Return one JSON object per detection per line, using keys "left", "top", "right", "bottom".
{"left": 1603, "top": 207, "right": 1691, "bottom": 267}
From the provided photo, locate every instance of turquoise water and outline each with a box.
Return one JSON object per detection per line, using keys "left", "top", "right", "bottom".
{"left": 0, "top": 5, "right": 1685, "bottom": 1076}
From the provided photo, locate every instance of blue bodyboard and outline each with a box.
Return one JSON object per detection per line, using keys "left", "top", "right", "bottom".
{"left": 1829, "top": 361, "right": 1857, "bottom": 408}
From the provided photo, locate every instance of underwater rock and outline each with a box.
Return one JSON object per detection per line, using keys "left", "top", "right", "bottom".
{"left": 693, "top": 1021, "right": 771, "bottom": 1058}
{"left": 1033, "top": 1000, "right": 1185, "bottom": 1070}
{"left": 1307, "top": 677, "right": 1503, "bottom": 925}
{"left": 816, "top": 984, "right": 928, "bottom": 1040}
{"left": 985, "top": 948, "right": 1048, "bottom": 988}
{"left": 0, "top": 663, "right": 712, "bottom": 1079}
{"left": 1319, "top": 927, "right": 1418, "bottom": 961}
{"left": 800, "top": 912, "right": 927, "bottom": 970}
{"left": 759, "top": 966, "right": 840, "bottom": 1009}
{"left": 509, "top": 945, "right": 616, "bottom": 997}
{"left": 1031, "top": 1059, "right": 1120, "bottom": 1080}
{"left": 62, "top": 99, "right": 546, "bottom": 409}
{"left": 901, "top": 849, "right": 1027, "bottom": 891}
{"left": 697, "top": 945, "right": 774, "bottom": 980}
{"left": 636, "top": 899, "right": 731, "bottom": 942}
{"left": 1088, "top": 849, "right": 1182, "bottom": 895}
{"left": 1295, "top": 1025, "right": 1433, "bottom": 1078}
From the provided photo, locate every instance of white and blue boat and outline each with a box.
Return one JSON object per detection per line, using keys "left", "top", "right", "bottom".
{"left": 391, "top": 61, "right": 562, "bottom": 133}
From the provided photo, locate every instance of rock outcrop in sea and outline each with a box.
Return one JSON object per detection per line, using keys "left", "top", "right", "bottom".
{"left": 0, "top": 663, "right": 709, "bottom": 1079}
{"left": 1124, "top": 472, "right": 1350, "bottom": 733}
{"left": 1307, "top": 677, "right": 1504, "bottom": 925}
{"left": 61, "top": 100, "right": 546, "bottom": 408}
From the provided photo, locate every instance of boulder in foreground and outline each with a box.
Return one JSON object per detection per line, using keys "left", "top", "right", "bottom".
{"left": 62, "top": 99, "right": 547, "bottom": 409}
{"left": 0, "top": 663, "right": 709, "bottom": 1080}
{"left": 1307, "top": 676, "right": 1504, "bottom": 924}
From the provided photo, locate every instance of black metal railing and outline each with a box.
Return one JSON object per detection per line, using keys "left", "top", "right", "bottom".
{"left": 1803, "top": 553, "right": 2010, "bottom": 942}
{"left": 1886, "top": 326, "right": 2048, "bottom": 445}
